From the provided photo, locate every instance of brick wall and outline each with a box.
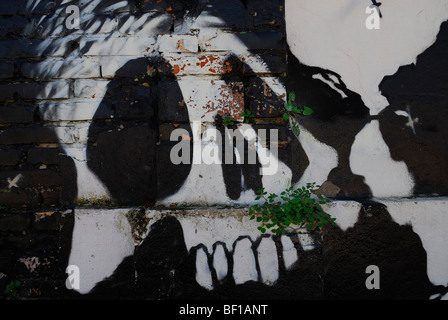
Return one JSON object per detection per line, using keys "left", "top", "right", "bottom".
{"left": 0, "top": 0, "right": 289, "bottom": 210}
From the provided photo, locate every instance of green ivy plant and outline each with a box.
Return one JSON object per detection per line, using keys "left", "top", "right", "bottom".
{"left": 222, "top": 116, "right": 235, "bottom": 126}
{"left": 282, "top": 91, "right": 313, "bottom": 136}
{"left": 249, "top": 182, "right": 335, "bottom": 235}
{"left": 4, "top": 280, "right": 21, "bottom": 297}
{"left": 241, "top": 109, "right": 255, "bottom": 123}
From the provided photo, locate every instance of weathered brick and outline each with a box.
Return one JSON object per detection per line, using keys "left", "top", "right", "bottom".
{"left": 0, "top": 39, "right": 74, "bottom": 58}
{"left": 163, "top": 53, "right": 241, "bottom": 76}
{"left": 140, "top": 0, "right": 197, "bottom": 13}
{"left": 247, "top": 0, "right": 285, "bottom": 29}
{"left": 199, "top": 31, "right": 285, "bottom": 51}
{"left": 33, "top": 211, "right": 61, "bottom": 231}
{"left": 116, "top": 12, "right": 172, "bottom": 35}
{"left": 0, "top": 62, "right": 14, "bottom": 79}
{"left": 140, "top": 0, "right": 170, "bottom": 12}
{"left": 0, "top": 0, "right": 55, "bottom": 15}
{"left": 0, "top": 81, "right": 70, "bottom": 101}
{"left": 21, "top": 59, "right": 101, "bottom": 80}
{"left": 157, "top": 80, "right": 189, "bottom": 122}
{"left": 112, "top": 85, "right": 155, "bottom": 120}
{"left": 158, "top": 123, "right": 191, "bottom": 141}
{"left": 0, "top": 149, "right": 22, "bottom": 166}
{"left": 83, "top": 0, "right": 136, "bottom": 13}
{"left": 249, "top": 100, "right": 283, "bottom": 118}
{"left": 39, "top": 101, "right": 113, "bottom": 122}
{"left": 0, "top": 170, "right": 62, "bottom": 189}
{"left": 0, "top": 127, "right": 59, "bottom": 145}
{"left": 191, "top": 0, "right": 247, "bottom": 30}
{"left": 0, "top": 191, "right": 38, "bottom": 210}
{"left": 0, "top": 106, "right": 35, "bottom": 124}
{"left": 41, "top": 190, "right": 61, "bottom": 207}
{"left": 247, "top": 76, "right": 286, "bottom": 104}
{"left": 100, "top": 56, "right": 150, "bottom": 78}
{"left": 73, "top": 79, "right": 109, "bottom": 98}
{"left": 176, "top": 78, "right": 244, "bottom": 122}
{"left": 27, "top": 148, "right": 61, "bottom": 165}
{"left": 80, "top": 36, "right": 157, "bottom": 56}
{"left": 0, "top": 16, "right": 29, "bottom": 37}
{"left": 157, "top": 34, "right": 198, "bottom": 53}
{"left": 0, "top": 212, "right": 32, "bottom": 232}
{"left": 243, "top": 52, "right": 286, "bottom": 75}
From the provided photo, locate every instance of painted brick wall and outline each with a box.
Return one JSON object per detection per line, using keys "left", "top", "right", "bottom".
{"left": 1, "top": 0, "right": 448, "bottom": 301}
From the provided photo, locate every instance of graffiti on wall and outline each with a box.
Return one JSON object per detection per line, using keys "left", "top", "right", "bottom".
{"left": 1, "top": 0, "right": 448, "bottom": 299}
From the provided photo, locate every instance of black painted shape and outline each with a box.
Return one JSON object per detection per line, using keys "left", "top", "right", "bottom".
{"left": 323, "top": 201, "right": 439, "bottom": 299}
{"left": 378, "top": 20, "right": 448, "bottom": 196}
{"left": 86, "top": 216, "right": 207, "bottom": 299}
{"left": 133, "top": 215, "right": 206, "bottom": 299}
{"left": 78, "top": 206, "right": 447, "bottom": 300}
{"left": 286, "top": 48, "right": 372, "bottom": 200}
{"left": 214, "top": 117, "right": 263, "bottom": 200}
{"left": 216, "top": 55, "right": 308, "bottom": 200}
{"left": 86, "top": 57, "right": 193, "bottom": 205}
{"left": 371, "top": 0, "right": 383, "bottom": 18}
{"left": 86, "top": 215, "right": 324, "bottom": 299}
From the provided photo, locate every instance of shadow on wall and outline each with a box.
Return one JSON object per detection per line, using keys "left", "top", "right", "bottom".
{"left": 378, "top": 20, "right": 448, "bottom": 197}
{"left": 64, "top": 201, "right": 447, "bottom": 300}
{"left": 86, "top": 56, "right": 194, "bottom": 205}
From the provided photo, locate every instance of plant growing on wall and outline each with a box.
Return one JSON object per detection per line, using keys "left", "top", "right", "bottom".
{"left": 4, "top": 280, "right": 21, "bottom": 297}
{"left": 282, "top": 91, "right": 313, "bottom": 136}
{"left": 241, "top": 109, "right": 255, "bottom": 123}
{"left": 222, "top": 115, "right": 235, "bottom": 126}
{"left": 249, "top": 183, "right": 335, "bottom": 235}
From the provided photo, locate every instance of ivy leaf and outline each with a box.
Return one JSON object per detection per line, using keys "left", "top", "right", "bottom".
{"left": 283, "top": 113, "right": 290, "bottom": 120}
{"left": 303, "top": 106, "right": 313, "bottom": 115}
{"left": 289, "top": 91, "right": 296, "bottom": 102}
{"left": 292, "top": 125, "right": 300, "bottom": 136}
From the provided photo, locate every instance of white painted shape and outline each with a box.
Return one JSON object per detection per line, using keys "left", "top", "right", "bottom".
{"left": 213, "top": 244, "right": 228, "bottom": 282}
{"left": 74, "top": 79, "right": 109, "bottom": 98}
{"left": 198, "top": 29, "right": 248, "bottom": 52}
{"left": 176, "top": 211, "right": 262, "bottom": 254}
{"left": 312, "top": 73, "right": 347, "bottom": 98}
{"left": 281, "top": 235, "right": 298, "bottom": 270}
{"left": 233, "top": 238, "right": 258, "bottom": 285}
{"left": 257, "top": 237, "right": 279, "bottom": 285}
{"left": 394, "top": 110, "right": 409, "bottom": 118}
{"left": 237, "top": 124, "right": 292, "bottom": 195}
{"left": 178, "top": 77, "right": 243, "bottom": 122}
{"left": 295, "top": 125, "right": 338, "bottom": 187}
{"left": 350, "top": 121, "right": 415, "bottom": 198}
{"left": 381, "top": 198, "right": 448, "bottom": 288}
{"left": 297, "top": 233, "right": 315, "bottom": 252}
{"left": 195, "top": 247, "right": 214, "bottom": 290}
{"left": 163, "top": 78, "right": 292, "bottom": 205}
{"left": 322, "top": 201, "right": 362, "bottom": 232}
{"left": 157, "top": 34, "right": 198, "bottom": 53}
{"left": 39, "top": 100, "right": 107, "bottom": 122}
{"left": 68, "top": 209, "right": 135, "bottom": 294}
{"left": 64, "top": 147, "right": 111, "bottom": 199}
{"left": 159, "top": 158, "right": 229, "bottom": 206}
{"left": 191, "top": 6, "right": 227, "bottom": 29}
{"left": 285, "top": 0, "right": 448, "bottom": 115}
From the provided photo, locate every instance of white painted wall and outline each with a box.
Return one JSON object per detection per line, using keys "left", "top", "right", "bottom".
{"left": 285, "top": 0, "right": 448, "bottom": 116}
